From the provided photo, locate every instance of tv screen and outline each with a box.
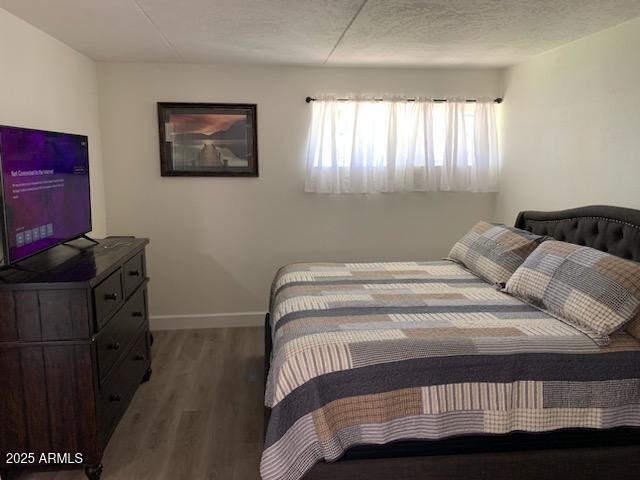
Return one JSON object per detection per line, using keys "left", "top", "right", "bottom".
{"left": 0, "top": 126, "right": 91, "bottom": 265}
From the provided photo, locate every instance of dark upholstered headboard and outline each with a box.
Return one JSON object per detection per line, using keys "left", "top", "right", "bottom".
{"left": 515, "top": 205, "right": 640, "bottom": 263}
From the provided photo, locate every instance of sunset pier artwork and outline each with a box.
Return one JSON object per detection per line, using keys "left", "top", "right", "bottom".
{"left": 158, "top": 102, "right": 258, "bottom": 177}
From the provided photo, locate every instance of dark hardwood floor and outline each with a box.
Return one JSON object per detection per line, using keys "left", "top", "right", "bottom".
{"left": 16, "top": 328, "right": 264, "bottom": 480}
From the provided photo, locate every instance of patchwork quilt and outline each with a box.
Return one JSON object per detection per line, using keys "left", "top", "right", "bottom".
{"left": 260, "top": 261, "right": 640, "bottom": 480}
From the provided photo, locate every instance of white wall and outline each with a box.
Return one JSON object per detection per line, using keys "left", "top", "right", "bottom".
{"left": 494, "top": 17, "right": 640, "bottom": 224}
{"left": 97, "top": 63, "right": 502, "bottom": 327}
{"left": 0, "top": 9, "right": 107, "bottom": 236}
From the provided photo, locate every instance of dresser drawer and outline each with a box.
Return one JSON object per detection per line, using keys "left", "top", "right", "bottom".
{"left": 123, "top": 252, "right": 145, "bottom": 299}
{"left": 96, "top": 287, "right": 147, "bottom": 382}
{"left": 94, "top": 270, "right": 124, "bottom": 329}
{"left": 98, "top": 329, "right": 149, "bottom": 446}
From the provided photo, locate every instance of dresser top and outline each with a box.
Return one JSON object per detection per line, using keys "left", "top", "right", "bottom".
{"left": 0, "top": 237, "right": 149, "bottom": 288}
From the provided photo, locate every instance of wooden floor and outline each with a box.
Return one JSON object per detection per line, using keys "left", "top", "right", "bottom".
{"left": 17, "top": 328, "right": 265, "bottom": 480}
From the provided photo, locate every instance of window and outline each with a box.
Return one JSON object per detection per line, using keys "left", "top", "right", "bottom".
{"left": 305, "top": 97, "right": 498, "bottom": 194}
{"left": 431, "top": 103, "right": 476, "bottom": 167}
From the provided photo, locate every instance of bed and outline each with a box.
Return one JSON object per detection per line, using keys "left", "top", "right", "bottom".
{"left": 262, "top": 205, "right": 640, "bottom": 480}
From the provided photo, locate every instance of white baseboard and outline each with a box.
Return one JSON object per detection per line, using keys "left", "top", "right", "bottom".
{"left": 149, "top": 311, "right": 265, "bottom": 330}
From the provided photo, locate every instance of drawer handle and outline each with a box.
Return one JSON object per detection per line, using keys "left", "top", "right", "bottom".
{"left": 135, "top": 354, "right": 146, "bottom": 361}
{"left": 132, "top": 311, "right": 144, "bottom": 317}
{"left": 109, "top": 394, "right": 122, "bottom": 402}
{"left": 107, "top": 342, "right": 121, "bottom": 351}
{"left": 128, "top": 269, "right": 141, "bottom": 277}
{"left": 104, "top": 292, "right": 119, "bottom": 301}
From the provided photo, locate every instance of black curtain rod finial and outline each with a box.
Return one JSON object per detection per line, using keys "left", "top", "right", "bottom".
{"left": 306, "top": 96, "right": 503, "bottom": 103}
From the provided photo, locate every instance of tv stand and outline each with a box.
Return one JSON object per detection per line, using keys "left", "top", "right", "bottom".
{"left": 0, "top": 237, "right": 151, "bottom": 480}
{"left": 63, "top": 234, "right": 100, "bottom": 249}
{"left": 0, "top": 262, "right": 40, "bottom": 275}
{"left": 0, "top": 235, "right": 101, "bottom": 276}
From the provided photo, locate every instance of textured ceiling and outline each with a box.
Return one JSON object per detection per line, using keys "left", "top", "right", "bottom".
{"left": 333, "top": 0, "right": 640, "bottom": 65}
{"left": 1, "top": 0, "right": 640, "bottom": 66}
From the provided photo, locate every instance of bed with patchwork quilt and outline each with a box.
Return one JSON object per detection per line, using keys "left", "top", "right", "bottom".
{"left": 260, "top": 259, "right": 640, "bottom": 480}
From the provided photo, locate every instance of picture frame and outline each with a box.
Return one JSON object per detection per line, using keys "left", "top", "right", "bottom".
{"left": 157, "top": 102, "right": 258, "bottom": 177}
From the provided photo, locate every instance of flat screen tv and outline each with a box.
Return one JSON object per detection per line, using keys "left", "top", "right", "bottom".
{"left": 0, "top": 125, "right": 91, "bottom": 267}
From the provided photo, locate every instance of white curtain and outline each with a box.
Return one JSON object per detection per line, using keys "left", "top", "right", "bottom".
{"left": 304, "top": 96, "right": 499, "bottom": 194}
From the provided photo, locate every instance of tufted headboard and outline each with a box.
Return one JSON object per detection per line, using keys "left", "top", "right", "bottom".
{"left": 515, "top": 205, "right": 640, "bottom": 263}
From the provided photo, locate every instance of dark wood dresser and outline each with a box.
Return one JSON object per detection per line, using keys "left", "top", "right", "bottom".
{"left": 0, "top": 237, "right": 151, "bottom": 480}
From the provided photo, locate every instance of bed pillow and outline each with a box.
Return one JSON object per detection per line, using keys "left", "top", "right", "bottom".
{"left": 505, "top": 240, "right": 640, "bottom": 345}
{"left": 447, "top": 221, "right": 546, "bottom": 286}
{"left": 625, "top": 316, "right": 640, "bottom": 341}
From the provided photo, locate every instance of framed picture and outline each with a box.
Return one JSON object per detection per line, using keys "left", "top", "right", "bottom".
{"left": 157, "top": 102, "right": 258, "bottom": 177}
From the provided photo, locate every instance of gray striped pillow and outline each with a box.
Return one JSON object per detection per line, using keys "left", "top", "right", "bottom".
{"left": 505, "top": 241, "right": 640, "bottom": 345}
{"left": 448, "top": 221, "right": 546, "bottom": 286}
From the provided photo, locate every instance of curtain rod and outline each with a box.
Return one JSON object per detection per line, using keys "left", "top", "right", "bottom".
{"left": 305, "top": 96, "right": 503, "bottom": 104}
